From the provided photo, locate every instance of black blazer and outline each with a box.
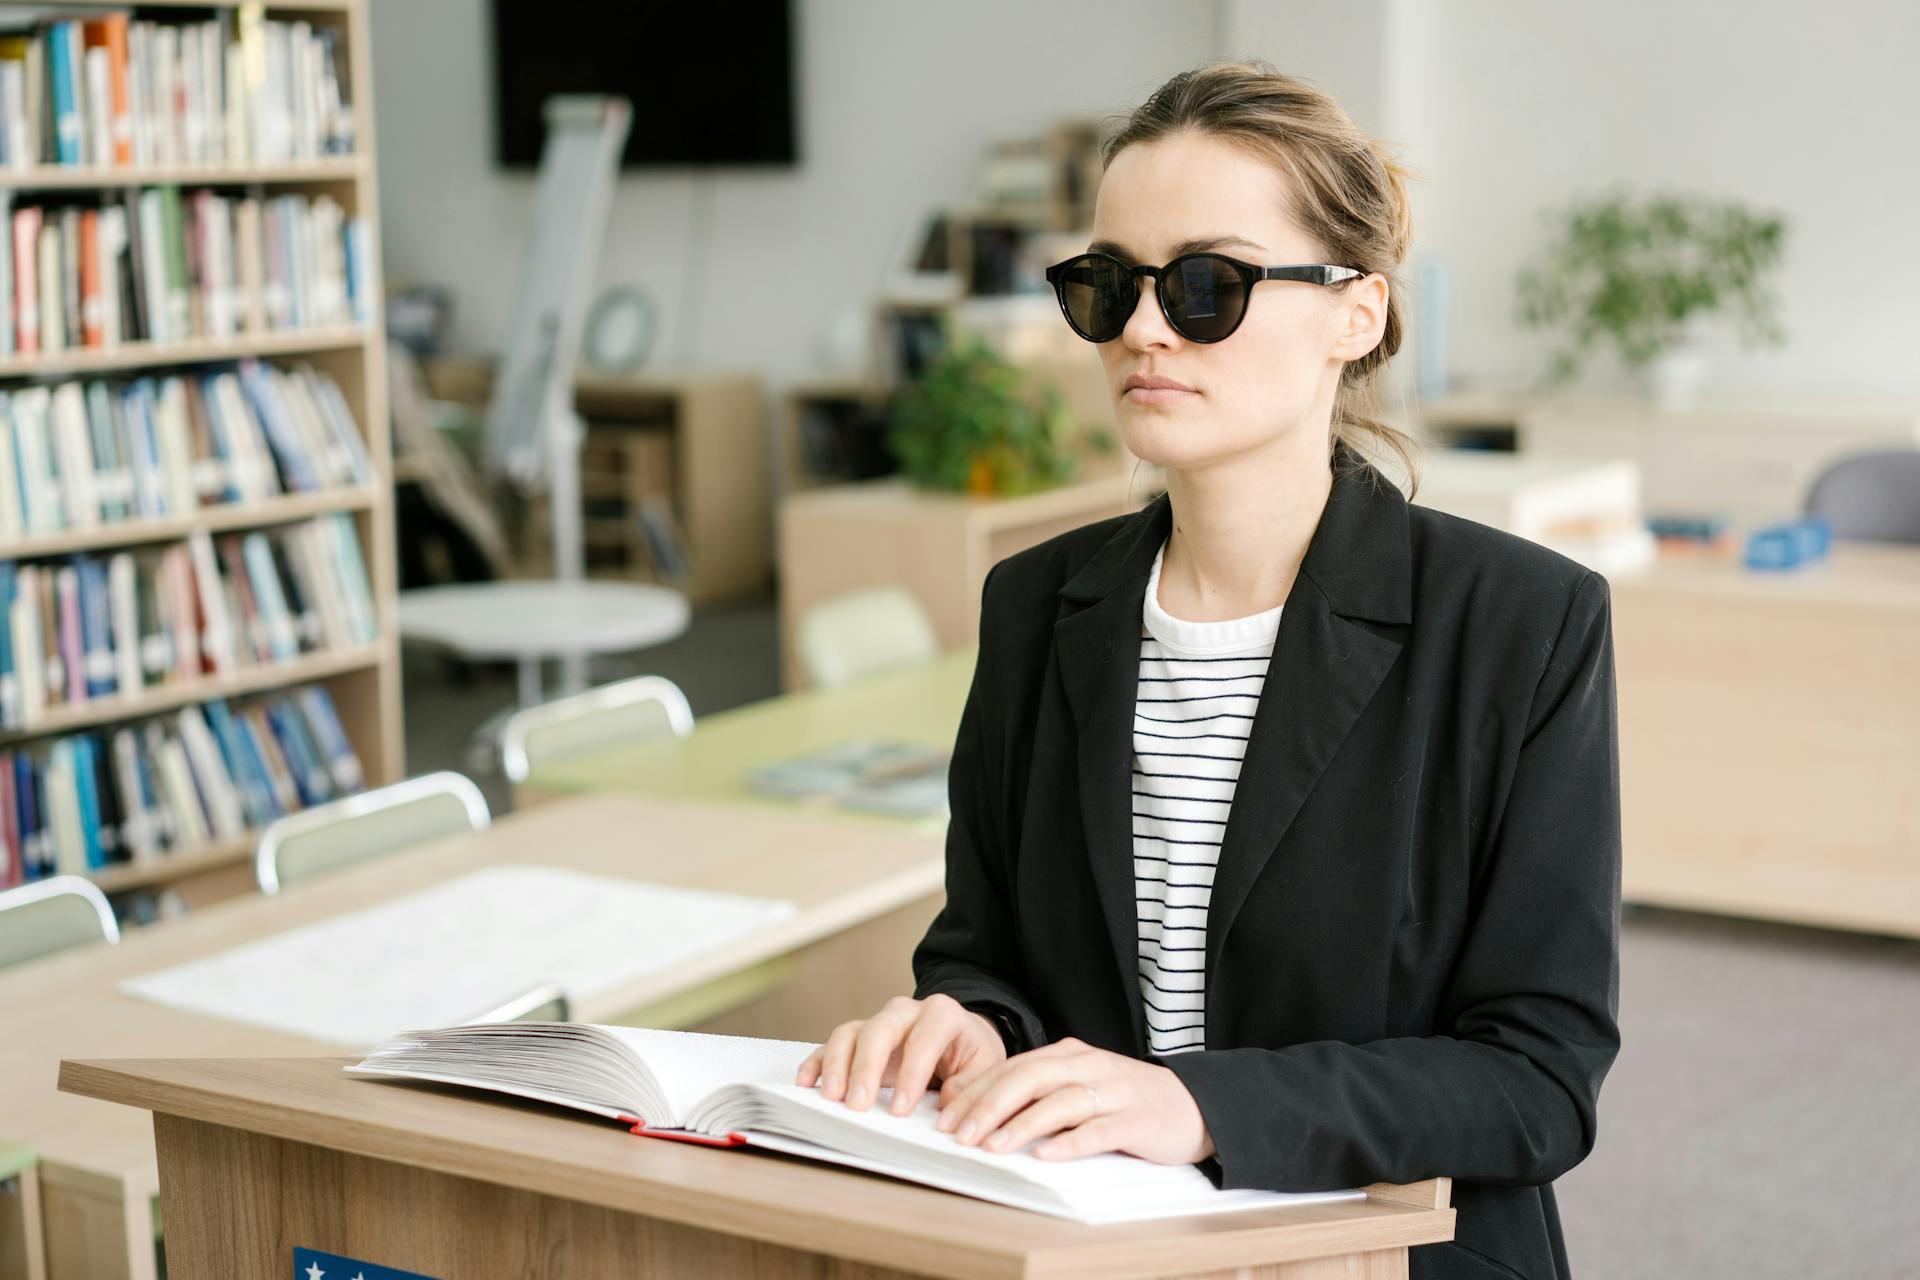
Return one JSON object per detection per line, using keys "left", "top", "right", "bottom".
{"left": 911, "top": 442, "right": 1621, "bottom": 1280}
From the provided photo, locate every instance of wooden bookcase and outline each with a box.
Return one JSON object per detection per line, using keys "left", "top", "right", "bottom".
{"left": 0, "top": 0, "right": 401, "bottom": 909}
{"left": 419, "top": 359, "right": 771, "bottom": 607}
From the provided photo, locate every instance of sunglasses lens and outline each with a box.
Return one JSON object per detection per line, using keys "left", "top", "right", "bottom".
{"left": 1057, "top": 255, "right": 1134, "bottom": 341}
{"left": 1162, "top": 255, "right": 1247, "bottom": 342}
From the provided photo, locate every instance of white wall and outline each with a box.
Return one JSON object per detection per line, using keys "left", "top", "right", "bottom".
{"left": 373, "top": 0, "right": 1920, "bottom": 444}
{"left": 1225, "top": 0, "right": 1920, "bottom": 396}
{"left": 369, "top": 0, "right": 1221, "bottom": 381}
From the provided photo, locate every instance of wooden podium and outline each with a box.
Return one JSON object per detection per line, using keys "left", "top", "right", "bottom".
{"left": 60, "top": 1056, "right": 1455, "bottom": 1279}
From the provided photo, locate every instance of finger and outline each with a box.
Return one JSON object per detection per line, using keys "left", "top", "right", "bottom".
{"left": 936, "top": 1064, "right": 988, "bottom": 1110}
{"left": 844, "top": 1000, "right": 917, "bottom": 1109}
{"left": 794, "top": 1046, "right": 824, "bottom": 1087}
{"left": 948, "top": 1057, "right": 1079, "bottom": 1145}
{"left": 934, "top": 1057, "right": 1009, "bottom": 1132}
{"left": 815, "top": 1023, "right": 862, "bottom": 1100}
{"left": 1032, "top": 1115, "right": 1123, "bottom": 1161}
{"left": 888, "top": 1007, "right": 963, "bottom": 1116}
{"left": 979, "top": 1082, "right": 1104, "bottom": 1155}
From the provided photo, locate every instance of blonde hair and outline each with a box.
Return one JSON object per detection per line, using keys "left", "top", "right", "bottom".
{"left": 1102, "top": 58, "right": 1422, "bottom": 496}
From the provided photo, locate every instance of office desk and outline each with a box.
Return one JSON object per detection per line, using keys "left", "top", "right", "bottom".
{"left": 0, "top": 792, "right": 944, "bottom": 1280}
{"left": 526, "top": 535, "right": 1920, "bottom": 939}
{"left": 62, "top": 1055, "right": 1455, "bottom": 1279}
{"left": 1610, "top": 541, "right": 1920, "bottom": 936}
{"left": 517, "top": 647, "right": 977, "bottom": 811}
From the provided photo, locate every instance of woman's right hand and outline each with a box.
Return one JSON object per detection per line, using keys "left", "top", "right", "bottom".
{"left": 794, "top": 993, "right": 1008, "bottom": 1117}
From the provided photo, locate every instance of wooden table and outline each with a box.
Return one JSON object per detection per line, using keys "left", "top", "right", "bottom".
{"left": 60, "top": 1056, "right": 1455, "bottom": 1279}
{"left": 527, "top": 531, "right": 1920, "bottom": 940}
{"left": 1610, "top": 541, "right": 1920, "bottom": 936}
{"left": 0, "top": 792, "right": 946, "bottom": 1280}
{"left": 517, "top": 646, "right": 977, "bottom": 812}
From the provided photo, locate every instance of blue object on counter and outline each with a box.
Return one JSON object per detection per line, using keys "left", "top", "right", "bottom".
{"left": 1743, "top": 516, "right": 1833, "bottom": 571}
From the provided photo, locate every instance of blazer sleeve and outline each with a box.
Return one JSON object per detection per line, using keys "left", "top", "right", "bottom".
{"left": 1161, "top": 569, "right": 1622, "bottom": 1190}
{"left": 911, "top": 561, "right": 1049, "bottom": 1055}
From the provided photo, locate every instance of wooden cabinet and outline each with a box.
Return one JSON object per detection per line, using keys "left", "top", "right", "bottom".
{"left": 1406, "top": 388, "right": 1920, "bottom": 524}
{"left": 777, "top": 464, "right": 1160, "bottom": 690}
{"left": 421, "top": 363, "right": 772, "bottom": 607}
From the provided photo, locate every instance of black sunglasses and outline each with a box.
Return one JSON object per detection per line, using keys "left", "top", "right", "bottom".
{"left": 1043, "top": 251, "right": 1365, "bottom": 344}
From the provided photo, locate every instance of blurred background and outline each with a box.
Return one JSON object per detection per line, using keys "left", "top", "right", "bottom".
{"left": 0, "top": 3, "right": 1914, "bottom": 1276}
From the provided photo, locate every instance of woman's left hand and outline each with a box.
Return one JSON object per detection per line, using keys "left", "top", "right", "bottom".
{"left": 933, "top": 1035, "right": 1215, "bottom": 1164}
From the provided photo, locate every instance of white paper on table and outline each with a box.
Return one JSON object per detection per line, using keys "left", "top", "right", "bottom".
{"left": 119, "top": 865, "right": 797, "bottom": 1048}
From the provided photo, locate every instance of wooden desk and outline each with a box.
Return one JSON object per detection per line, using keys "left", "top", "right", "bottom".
{"left": 61, "top": 1056, "right": 1455, "bottom": 1279}
{"left": 1610, "top": 541, "right": 1920, "bottom": 935}
{"left": 518, "top": 647, "right": 976, "bottom": 811}
{"left": 0, "top": 793, "right": 944, "bottom": 1280}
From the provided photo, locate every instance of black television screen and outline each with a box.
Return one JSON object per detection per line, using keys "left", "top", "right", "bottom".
{"left": 490, "top": 0, "right": 798, "bottom": 169}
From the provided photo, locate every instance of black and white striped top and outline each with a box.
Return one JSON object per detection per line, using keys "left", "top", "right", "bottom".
{"left": 1134, "top": 538, "right": 1281, "bottom": 1057}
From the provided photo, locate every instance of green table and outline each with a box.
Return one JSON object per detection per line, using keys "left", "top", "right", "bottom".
{"left": 515, "top": 650, "right": 976, "bottom": 1033}
{"left": 517, "top": 648, "right": 977, "bottom": 828}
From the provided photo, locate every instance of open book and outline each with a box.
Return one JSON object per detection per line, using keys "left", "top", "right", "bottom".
{"left": 346, "top": 1023, "right": 1364, "bottom": 1224}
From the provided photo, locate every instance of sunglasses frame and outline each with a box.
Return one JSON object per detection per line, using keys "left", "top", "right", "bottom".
{"left": 1043, "top": 250, "right": 1366, "bottom": 344}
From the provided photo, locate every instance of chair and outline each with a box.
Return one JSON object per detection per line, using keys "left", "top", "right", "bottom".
{"left": 0, "top": 876, "right": 119, "bottom": 971}
{"left": 463, "top": 981, "right": 572, "bottom": 1025}
{"left": 255, "top": 772, "right": 491, "bottom": 896}
{"left": 796, "top": 586, "right": 939, "bottom": 689}
{"left": 1805, "top": 449, "right": 1920, "bottom": 544}
{"left": 500, "top": 675, "right": 694, "bottom": 785}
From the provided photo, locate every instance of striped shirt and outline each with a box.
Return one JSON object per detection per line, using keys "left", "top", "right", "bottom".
{"left": 1133, "top": 538, "right": 1281, "bottom": 1057}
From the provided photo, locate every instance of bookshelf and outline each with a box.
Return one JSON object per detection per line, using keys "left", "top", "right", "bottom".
{"left": 0, "top": 0, "right": 401, "bottom": 911}
{"left": 418, "top": 358, "right": 771, "bottom": 606}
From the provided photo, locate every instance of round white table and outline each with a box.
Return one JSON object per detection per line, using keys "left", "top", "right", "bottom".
{"left": 398, "top": 581, "right": 692, "bottom": 705}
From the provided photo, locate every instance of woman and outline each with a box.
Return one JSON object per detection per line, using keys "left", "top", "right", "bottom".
{"left": 796, "top": 60, "right": 1620, "bottom": 1280}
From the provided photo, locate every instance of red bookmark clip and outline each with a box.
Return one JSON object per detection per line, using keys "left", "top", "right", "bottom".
{"left": 617, "top": 1115, "right": 747, "bottom": 1147}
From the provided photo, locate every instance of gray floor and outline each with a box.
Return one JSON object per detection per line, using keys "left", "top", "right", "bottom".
{"left": 404, "top": 594, "right": 1920, "bottom": 1279}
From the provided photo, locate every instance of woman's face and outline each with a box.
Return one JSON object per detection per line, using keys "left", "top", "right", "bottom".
{"left": 1087, "top": 131, "right": 1387, "bottom": 472}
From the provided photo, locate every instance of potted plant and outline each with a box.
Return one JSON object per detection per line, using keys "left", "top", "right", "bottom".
{"left": 885, "top": 334, "right": 1089, "bottom": 495}
{"left": 1514, "top": 191, "right": 1787, "bottom": 408}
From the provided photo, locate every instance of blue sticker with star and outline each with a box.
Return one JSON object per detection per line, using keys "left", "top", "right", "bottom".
{"left": 294, "top": 1247, "right": 442, "bottom": 1280}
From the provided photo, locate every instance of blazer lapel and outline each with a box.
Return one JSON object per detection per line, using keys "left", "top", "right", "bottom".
{"left": 1055, "top": 494, "right": 1170, "bottom": 1056}
{"left": 1052, "top": 443, "right": 1413, "bottom": 1055}
{"left": 1206, "top": 451, "right": 1412, "bottom": 1001}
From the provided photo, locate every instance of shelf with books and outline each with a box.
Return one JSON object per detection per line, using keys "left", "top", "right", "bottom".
{"left": 0, "top": 8, "right": 358, "bottom": 171}
{"left": 4, "top": 512, "right": 384, "bottom": 733}
{"left": 88, "top": 827, "right": 252, "bottom": 893}
{"left": 0, "top": 323, "right": 369, "bottom": 378}
{"left": 0, "top": 640, "right": 381, "bottom": 743}
{"left": 0, "top": 484, "right": 376, "bottom": 558}
{"left": 0, "top": 0, "right": 400, "bottom": 921}
{"left": 1, "top": 675, "right": 373, "bottom": 896}
{"left": 0, "top": 156, "right": 367, "bottom": 189}
{"left": 27, "top": 0, "right": 354, "bottom": 11}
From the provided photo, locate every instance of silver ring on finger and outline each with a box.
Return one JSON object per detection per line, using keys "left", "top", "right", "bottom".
{"left": 1080, "top": 1082, "right": 1103, "bottom": 1114}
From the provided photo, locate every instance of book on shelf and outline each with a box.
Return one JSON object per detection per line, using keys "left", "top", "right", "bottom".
{"left": 0, "top": 361, "right": 370, "bottom": 541}
{"left": 0, "top": 11, "right": 354, "bottom": 172}
{"left": 4, "top": 186, "right": 368, "bottom": 356}
{"left": 0, "top": 512, "right": 376, "bottom": 730}
{"left": 0, "top": 681, "right": 362, "bottom": 889}
{"left": 347, "top": 1023, "right": 1365, "bottom": 1224}
{"left": 631, "top": 493, "right": 689, "bottom": 586}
